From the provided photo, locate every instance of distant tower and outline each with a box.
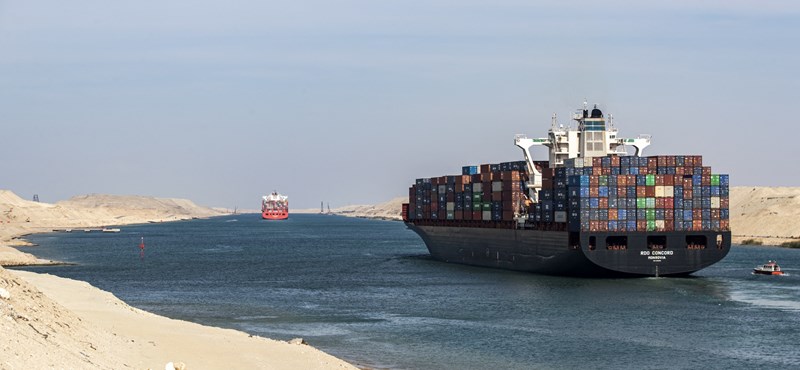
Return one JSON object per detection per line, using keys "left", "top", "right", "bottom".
{"left": 33, "top": 194, "right": 39, "bottom": 202}
{"left": 320, "top": 201, "right": 324, "bottom": 214}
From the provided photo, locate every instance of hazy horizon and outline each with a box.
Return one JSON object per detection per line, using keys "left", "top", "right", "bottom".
{"left": 2, "top": 1, "right": 798, "bottom": 209}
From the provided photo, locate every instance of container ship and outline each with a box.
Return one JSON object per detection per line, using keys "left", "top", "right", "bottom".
{"left": 402, "top": 102, "right": 731, "bottom": 277}
{"left": 262, "top": 192, "right": 289, "bottom": 220}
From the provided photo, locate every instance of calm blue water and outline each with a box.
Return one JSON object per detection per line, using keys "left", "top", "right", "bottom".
{"left": 13, "top": 214, "right": 800, "bottom": 369}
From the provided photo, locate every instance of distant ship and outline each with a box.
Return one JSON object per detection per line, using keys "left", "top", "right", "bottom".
{"left": 262, "top": 192, "right": 289, "bottom": 220}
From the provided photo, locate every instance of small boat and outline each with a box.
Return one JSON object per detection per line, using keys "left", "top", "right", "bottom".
{"left": 753, "top": 260, "right": 784, "bottom": 275}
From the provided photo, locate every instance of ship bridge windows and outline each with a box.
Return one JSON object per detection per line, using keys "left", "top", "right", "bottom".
{"left": 686, "top": 235, "right": 707, "bottom": 250}
{"left": 647, "top": 235, "right": 667, "bottom": 250}
{"left": 606, "top": 236, "right": 627, "bottom": 251}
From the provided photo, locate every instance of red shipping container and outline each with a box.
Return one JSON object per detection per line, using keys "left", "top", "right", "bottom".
{"left": 590, "top": 187, "right": 600, "bottom": 197}
{"left": 454, "top": 211, "right": 463, "bottom": 220}
{"left": 431, "top": 177, "right": 439, "bottom": 186}
{"left": 711, "top": 209, "right": 720, "bottom": 220}
{"left": 721, "top": 198, "right": 730, "bottom": 208}
{"left": 685, "top": 189, "right": 693, "bottom": 198}
{"left": 438, "top": 176, "right": 447, "bottom": 184}
{"left": 593, "top": 167, "right": 603, "bottom": 176}
{"left": 655, "top": 175, "right": 665, "bottom": 186}
{"left": 480, "top": 164, "right": 491, "bottom": 173}
{"left": 702, "top": 167, "right": 711, "bottom": 176}
{"left": 666, "top": 198, "right": 674, "bottom": 209}
{"left": 609, "top": 209, "right": 618, "bottom": 220}
{"left": 618, "top": 186, "right": 627, "bottom": 197}
{"left": 590, "top": 176, "right": 599, "bottom": 186}
{"left": 702, "top": 175, "right": 711, "bottom": 186}
{"left": 720, "top": 220, "right": 730, "bottom": 230}
{"left": 665, "top": 220, "right": 674, "bottom": 231}
{"left": 593, "top": 157, "right": 603, "bottom": 167}
{"left": 472, "top": 211, "right": 482, "bottom": 220}
{"left": 502, "top": 211, "right": 514, "bottom": 220}
{"left": 618, "top": 176, "right": 628, "bottom": 186}
{"left": 645, "top": 186, "right": 656, "bottom": 197}
{"left": 648, "top": 157, "right": 657, "bottom": 168}
{"left": 463, "top": 211, "right": 473, "bottom": 221}
{"left": 656, "top": 198, "right": 665, "bottom": 209}
{"left": 637, "top": 186, "right": 647, "bottom": 197}
{"left": 637, "top": 220, "right": 647, "bottom": 232}
{"left": 483, "top": 193, "right": 492, "bottom": 202}
{"left": 685, "top": 157, "right": 694, "bottom": 167}
{"left": 665, "top": 209, "right": 674, "bottom": 220}
{"left": 611, "top": 156, "right": 621, "bottom": 167}
{"left": 675, "top": 167, "right": 685, "bottom": 175}
{"left": 590, "top": 221, "right": 599, "bottom": 232}
{"left": 598, "top": 222, "right": 608, "bottom": 232}
{"left": 492, "top": 192, "right": 502, "bottom": 201}
{"left": 599, "top": 198, "right": 608, "bottom": 208}
{"left": 692, "top": 220, "right": 702, "bottom": 231}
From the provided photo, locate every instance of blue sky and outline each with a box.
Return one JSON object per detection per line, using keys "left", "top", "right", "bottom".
{"left": 1, "top": 1, "right": 798, "bottom": 209}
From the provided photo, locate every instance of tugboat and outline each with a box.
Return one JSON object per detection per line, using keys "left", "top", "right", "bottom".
{"left": 753, "top": 260, "right": 784, "bottom": 275}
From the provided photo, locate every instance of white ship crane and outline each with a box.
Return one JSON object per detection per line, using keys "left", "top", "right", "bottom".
{"left": 514, "top": 101, "right": 651, "bottom": 202}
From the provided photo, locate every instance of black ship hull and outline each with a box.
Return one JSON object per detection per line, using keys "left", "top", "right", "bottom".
{"left": 406, "top": 223, "right": 731, "bottom": 277}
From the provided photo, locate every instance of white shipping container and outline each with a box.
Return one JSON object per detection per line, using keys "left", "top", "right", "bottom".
{"left": 438, "top": 185, "right": 446, "bottom": 193}
{"left": 473, "top": 183, "right": 483, "bottom": 192}
{"left": 665, "top": 186, "right": 674, "bottom": 197}
{"left": 655, "top": 220, "right": 665, "bottom": 230}
{"left": 655, "top": 186, "right": 665, "bottom": 198}
{"left": 447, "top": 202, "right": 455, "bottom": 211}
{"left": 574, "top": 158, "right": 585, "bottom": 168}
{"left": 711, "top": 197, "right": 720, "bottom": 209}
{"left": 554, "top": 211, "right": 567, "bottom": 223}
{"left": 482, "top": 211, "right": 492, "bottom": 220}
{"left": 492, "top": 181, "right": 503, "bottom": 192}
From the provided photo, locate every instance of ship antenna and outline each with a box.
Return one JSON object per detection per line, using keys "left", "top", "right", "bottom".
{"left": 551, "top": 113, "right": 557, "bottom": 129}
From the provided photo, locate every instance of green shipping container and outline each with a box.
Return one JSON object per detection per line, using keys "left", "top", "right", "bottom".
{"left": 646, "top": 197, "right": 656, "bottom": 209}
{"left": 646, "top": 209, "right": 656, "bottom": 220}
{"left": 482, "top": 203, "right": 492, "bottom": 211}
{"left": 637, "top": 198, "right": 646, "bottom": 208}
{"left": 647, "top": 220, "right": 657, "bottom": 231}
{"left": 711, "top": 175, "right": 720, "bottom": 186}
{"left": 646, "top": 174, "right": 656, "bottom": 186}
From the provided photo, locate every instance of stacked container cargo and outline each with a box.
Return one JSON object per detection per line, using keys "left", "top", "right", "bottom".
{"left": 407, "top": 161, "right": 528, "bottom": 222}
{"left": 561, "top": 155, "right": 730, "bottom": 233}
{"left": 405, "top": 155, "right": 729, "bottom": 235}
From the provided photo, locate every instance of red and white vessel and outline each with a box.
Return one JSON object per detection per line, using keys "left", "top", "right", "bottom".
{"left": 262, "top": 192, "right": 289, "bottom": 220}
{"left": 753, "top": 260, "right": 784, "bottom": 275}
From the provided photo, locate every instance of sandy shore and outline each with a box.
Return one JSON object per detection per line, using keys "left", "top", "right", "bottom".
{"left": 1, "top": 267, "right": 357, "bottom": 369}
{"left": 0, "top": 190, "right": 358, "bottom": 369}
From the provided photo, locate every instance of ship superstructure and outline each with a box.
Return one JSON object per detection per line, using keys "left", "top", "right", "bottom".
{"left": 402, "top": 102, "right": 731, "bottom": 277}
{"left": 262, "top": 192, "right": 289, "bottom": 220}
